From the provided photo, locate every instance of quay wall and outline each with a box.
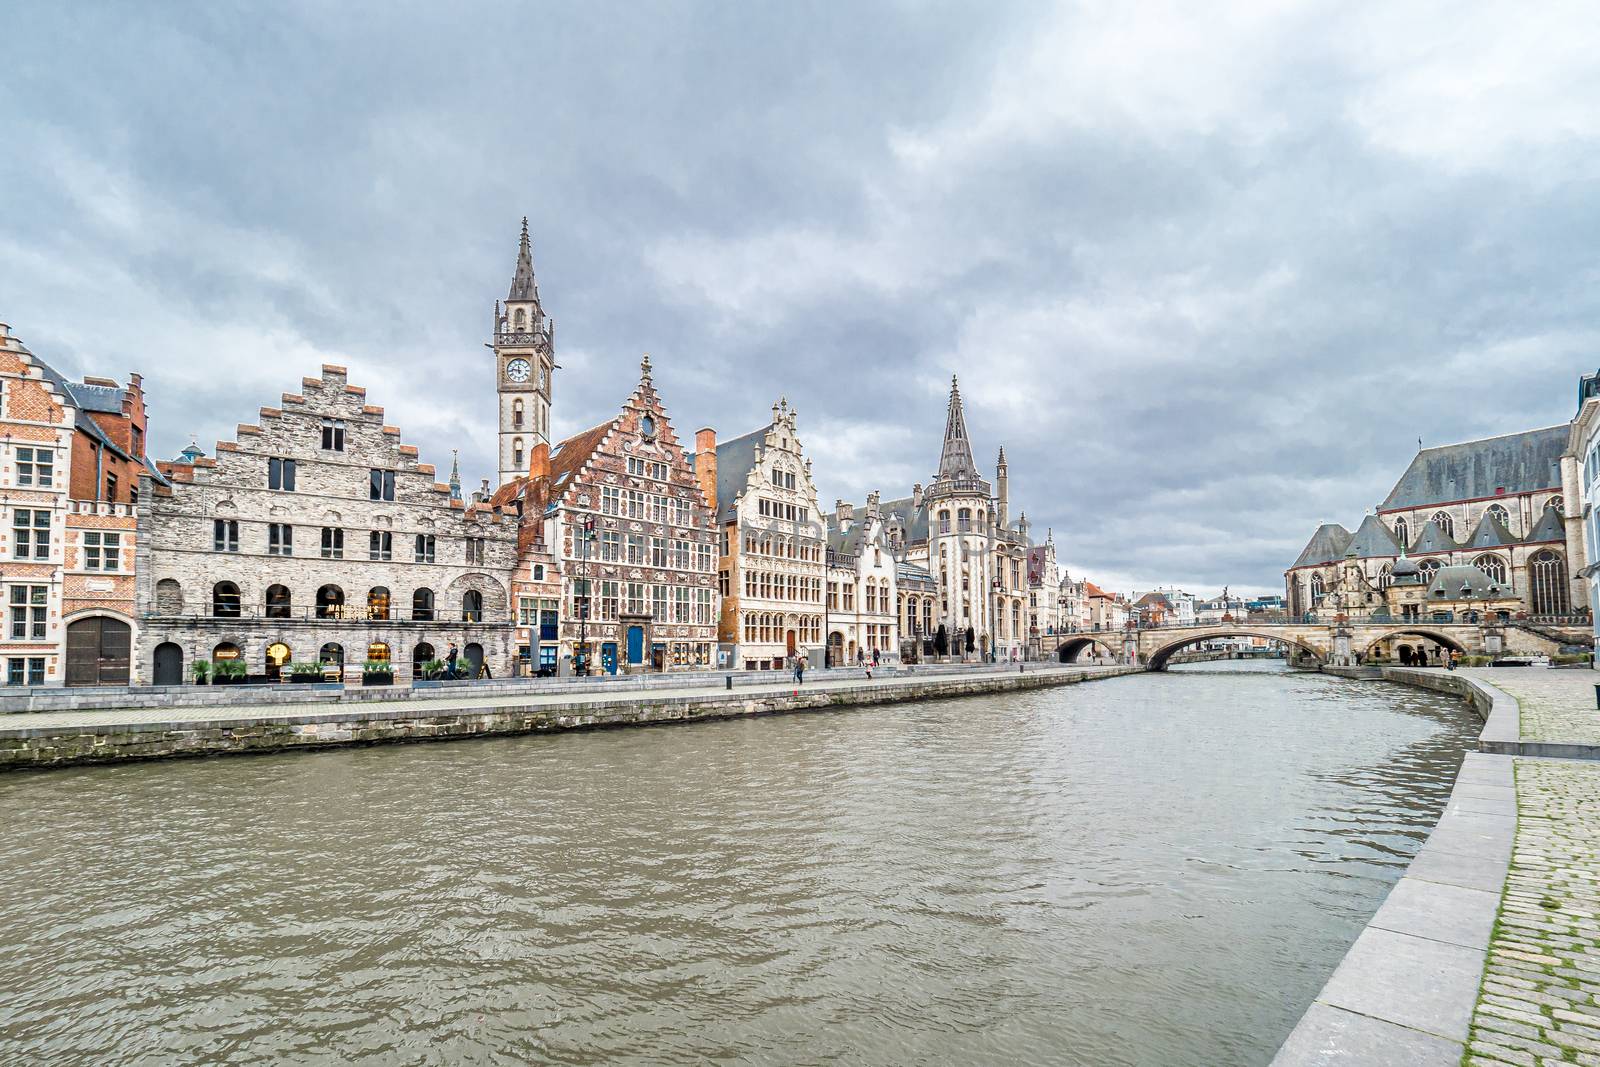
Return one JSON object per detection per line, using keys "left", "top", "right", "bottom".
{"left": 0, "top": 666, "right": 1143, "bottom": 771}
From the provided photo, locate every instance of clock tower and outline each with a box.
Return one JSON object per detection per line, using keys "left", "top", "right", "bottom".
{"left": 493, "top": 217, "right": 555, "bottom": 487}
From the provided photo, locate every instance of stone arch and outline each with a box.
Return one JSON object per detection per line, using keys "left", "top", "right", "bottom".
{"left": 1056, "top": 635, "right": 1119, "bottom": 663}
{"left": 155, "top": 578, "right": 184, "bottom": 615}
{"left": 1360, "top": 628, "right": 1470, "bottom": 661}
{"left": 1146, "top": 629, "right": 1325, "bottom": 672}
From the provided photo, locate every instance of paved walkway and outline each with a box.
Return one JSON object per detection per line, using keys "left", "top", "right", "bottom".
{"left": 1461, "top": 667, "right": 1600, "bottom": 746}
{"left": 1464, "top": 758, "right": 1600, "bottom": 1067}
{"left": 0, "top": 664, "right": 1120, "bottom": 735}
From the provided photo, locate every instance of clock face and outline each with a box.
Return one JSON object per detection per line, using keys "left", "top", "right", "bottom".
{"left": 505, "top": 358, "right": 532, "bottom": 383}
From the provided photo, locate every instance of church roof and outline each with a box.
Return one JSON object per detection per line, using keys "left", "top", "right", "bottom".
{"left": 1380, "top": 426, "right": 1567, "bottom": 510}
{"left": 937, "top": 375, "right": 977, "bottom": 481}
{"left": 1525, "top": 505, "right": 1567, "bottom": 545}
{"left": 1462, "top": 510, "right": 1518, "bottom": 549}
{"left": 1346, "top": 513, "right": 1402, "bottom": 558}
{"left": 1426, "top": 564, "right": 1512, "bottom": 601}
{"left": 1408, "top": 519, "right": 1458, "bottom": 555}
{"left": 1291, "top": 523, "right": 1353, "bottom": 568}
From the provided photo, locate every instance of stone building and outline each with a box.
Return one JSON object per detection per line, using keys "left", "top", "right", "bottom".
{"left": 492, "top": 218, "right": 555, "bottom": 488}
{"left": 826, "top": 493, "right": 900, "bottom": 665}
{"left": 1287, "top": 427, "right": 1587, "bottom": 620}
{"left": 1571, "top": 370, "right": 1600, "bottom": 647}
{"left": 1, "top": 321, "right": 156, "bottom": 687}
{"left": 696, "top": 398, "right": 827, "bottom": 671}
{"left": 1027, "top": 529, "right": 1062, "bottom": 643}
{"left": 540, "top": 355, "right": 718, "bottom": 674}
{"left": 895, "top": 560, "right": 938, "bottom": 662}
{"left": 135, "top": 364, "right": 518, "bottom": 684}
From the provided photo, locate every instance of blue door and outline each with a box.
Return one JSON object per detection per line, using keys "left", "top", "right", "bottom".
{"left": 626, "top": 626, "right": 644, "bottom": 665}
{"left": 601, "top": 642, "right": 618, "bottom": 675}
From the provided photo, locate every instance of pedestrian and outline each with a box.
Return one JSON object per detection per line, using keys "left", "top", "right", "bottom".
{"left": 856, "top": 647, "right": 864, "bottom": 666}
{"left": 446, "top": 642, "right": 459, "bottom": 680}
{"left": 794, "top": 653, "right": 807, "bottom": 685}
{"left": 1449, "top": 649, "right": 1461, "bottom": 672}
{"left": 871, "top": 647, "right": 879, "bottom": 668}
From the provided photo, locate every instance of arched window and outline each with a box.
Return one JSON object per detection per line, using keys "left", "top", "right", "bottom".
{"left": 1432, "top": 511, "right": 1455, "bottom": 539}
{"left": 462, "top": 589, "right": 483, "bottom": 622}
{"left": 367, "top": 641, "right": 391, "bottom": 665}
{"left": 316, "top": 585, "right": 345, "bottom": 619}
{"left": 1529, "top": 550, "right": 1570, "bottom": 616}
{"left": 1485, "top": 503, "right": 1510, "bottom": 531}
{"left": 1418, "top": 558, "right": 1442, "bottom": 584}
{"left": 212, "top": 581, "right": 241, "bottom": 618}
{"left": 156, "top": 578, "right": 184, "bottom": 615}
{"left": 265, "top": 584, "right": 292, "bottom": 619}
{"left": 513, "top": 438, "right": 524, "bottom": 470}
{"left": 1547, "top": 496, "right": 1565, "bottom": 517}
{"left": 1377, "top": 564, "right": 1393, "bottom": 590}
{"left": 1473, "top": 554, "right": 1507, "bottom": 585}
{"left": 513, "top": 399, "right": 524, "bottom": 429}
{"left": 265, "top": 642, "right": 291, "bottom": 679}
{"left": 1393, "top": 516, "right": 1409, "bottom": 547}
{"left": 1309, "top": 573, "right": 1325, "bottom": 601}
{"left": 319, "top": 642, "right": 344, "bottom": 668}
{"left": 513, "top": 308, "right": 526, "bottom": 329}
{"left": 368, "top": 586, "right": 390, "bottom": 621}
{"left": 212, "top": 641, "right": 241, "bottom": 663}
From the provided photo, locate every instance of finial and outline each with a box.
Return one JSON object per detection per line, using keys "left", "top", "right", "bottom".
{"left": 520, "top": 216, "right": 530, "bottom": 241}
{"left": 640, "top": 352, "right": 652, "bottom": 383}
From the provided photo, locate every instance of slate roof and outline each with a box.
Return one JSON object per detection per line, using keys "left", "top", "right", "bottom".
{"left": 876, "top": 494, "right": 930, "bottom": 542}
{"left": 29, "top": 355, "right": 133, "bottom": 461}
{"left": 1346, "top": 514, "right": 1402, "bottom": 559}
{"left": 1408, "top": 519, "right": 1459, "bottom": 555}
{"left": 713, "top": 424, "right": 767, "bottom": 523}
{"left": 65, "top": 382, "right": 126, "bottom": 413}
{"left": 1462, "top": 511, "right": 1518, "bottom": 549}
{"left": 1291, "top": 523, "right": 1353, "bottom": 568}
{"left": 896, "top": 561, "right": 936, "bottom": 587}
{"left": 1380, "top": 426, "right": 1568, "bottom": 510}
{"left": 1525, "top": 505, "right": 1567, "bottom": 545}
{"left": 1426, "top": 564, "right": 1512, "bottom": 600}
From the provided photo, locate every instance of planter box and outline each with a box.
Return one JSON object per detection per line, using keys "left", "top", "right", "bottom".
{"left": 285, "top": 676, "right": 325, "bottom": 685}
{"left": 362, "top": 674, "right": 394, "bottom": 687}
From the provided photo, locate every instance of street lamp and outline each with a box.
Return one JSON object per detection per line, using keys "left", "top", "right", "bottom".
{"left": 577, "top": 514, "right": 595, "bottom": 676}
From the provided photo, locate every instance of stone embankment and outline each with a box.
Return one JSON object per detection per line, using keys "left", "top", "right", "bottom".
{"left": 0, "top": 664, "right": 1141, "bottom": 771}
{"left": 1275, "top": 665, "right": 1600, "bottom": 1066}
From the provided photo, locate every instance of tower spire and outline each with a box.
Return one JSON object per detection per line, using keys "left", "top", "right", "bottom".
{"left": 938, "top": 374, "right": 977, "bottom": 481}
{"left": 449, "top": 449, "right": 463, "bottom": 503}
{"left": 508, "top": 216, "right": 539, "bottom": 303}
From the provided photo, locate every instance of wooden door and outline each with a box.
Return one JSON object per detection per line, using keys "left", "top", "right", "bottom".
{"left": 66, "top": 617, "right": 131, "bottom": 686}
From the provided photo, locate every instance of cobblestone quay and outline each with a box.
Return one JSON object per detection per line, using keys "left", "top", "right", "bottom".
{"left": 0, "top": 665, "right": 1139, "bottom": 770}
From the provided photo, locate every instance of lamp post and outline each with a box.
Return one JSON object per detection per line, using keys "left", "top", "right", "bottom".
{"left": 577, "top": 514, "right": 594, "bottom": 676}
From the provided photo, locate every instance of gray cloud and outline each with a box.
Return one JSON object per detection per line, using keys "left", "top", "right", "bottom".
{"left": 5, "top": 1, "right": 1597, "bottom": 595}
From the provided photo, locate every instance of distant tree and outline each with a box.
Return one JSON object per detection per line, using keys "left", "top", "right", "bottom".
{"left": 934, "top": 625, "right": 949, "bottom": 656}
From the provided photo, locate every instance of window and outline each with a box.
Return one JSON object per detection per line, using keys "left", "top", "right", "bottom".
{"left": 1393, "top": 516, "right": 1409, "bottom": 547}
{"left": 627, "top": 490, "right": 646, "bottom": 519}
{"left": 268, "top": 523, "right": 293, "bottom": 556}
{"left": 368, "top": 587, "right": 391, "bottom": 621}
{"left": 265, "top": 584, "right": 292, "bottom": 619}
{"left": 1547, "top": 496, "right": 1565, "bottom": 517}
{"left": 211, "top": 581, "right": 241, "bottom": 618}
{"left": 600, "top": 530, "right": 621, "bottom": 562}
{"left": 651, "top": 537, "right": 667, "bottom": 568}
{"left": 268, "top": 457, "right": 297, "bottom": 491}
{"left": 13, "top": 510, "right": 49, "bottom": 560}
{"left": 513, "top": 400, "right": 525, "bottom": 429}
{"left": 212, "top": 518, "right": 238, "bottom": 553}
{"left": 83, "top": 531, "right": 121, "bottom": 571}
{"left": 104, "top": 472, "right": 117, "bottom": 502}
{"left": 321, "top": 418, "right": 345, "bottom": 451}
{"left": 1529, "top": 550, "right": 1570, "bottom": 616}
{"left": 533, "top": 563, "right": 545, "bottom": 580}
{"left": 513, "top": 438, "right": 524, "bottom": 470}
{"left": 7, "top": 586, "right": 47, "bottom": 640}
{"left": 1431, "top": 511, "right": 1455, "bottom": 539}
{"left": 1418, "top": 558, "right": 1442, "bottom": 583}
{"left": 15, "top": 447, "right": 52, "bottom": 488}
{"left": 369, "top": 531, "right": 392, "bottom": 561}
{"left": 316, "top": 585, "right": 345, "bottom": 619}
{"left": 1473, "top": 554, "right": 1507, "bottom": 585}
{"left": 518, "top": 596, "right": 537, "bottom": 626}
{"left": 466, "top": 537, "right": 486, "bottom": 564}
{"left": 5, "top": 657, "right": 46, "bottom": 686}
{"left": 602, "top": 486, "right": 622, "bottom": 515}
{"left": 321, "top": 527, "right": 344, "bottom": 559}
{"left": 369, "top": 469, "right": 396, "bottom": 501}
{"left": 1309, "top": 573, "right": 1325, "bottom": 601}
{"left": 414, "top": 534, "right": 435, "bottom": 563}
{"left": 1485, "top": 503, "right": 1510, "bottom": 532}
{"left": 462, "top": 589, "right": 483, "bottom": 622}
{"left": 412, "top": 588, "right": 435, "bottom": 621}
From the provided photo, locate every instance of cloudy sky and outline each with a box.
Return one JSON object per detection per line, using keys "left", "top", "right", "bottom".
{"left": 5, "top": 2, "right": 1597, "bottom": 595}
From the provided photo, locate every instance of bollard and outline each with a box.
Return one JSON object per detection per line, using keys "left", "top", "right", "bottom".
{"left": 1594, "top": 683, "right": 1599, "bottom": 710}
{"left": 1019, "top": 664, "right": 1025, "bottom": 674}
{"left": 726, "top": 674, "right": 733, "bottom": 691}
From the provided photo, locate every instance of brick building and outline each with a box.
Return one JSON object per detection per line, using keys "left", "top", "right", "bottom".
{"left": 135, "top": 364, "right": 518, "bottom": 684}
{"left": 2, "top": 321, "right": 154, "bottom": 687}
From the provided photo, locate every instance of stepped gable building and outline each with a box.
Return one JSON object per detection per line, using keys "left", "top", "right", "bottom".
{"left": 825, "top": 492, "right": 900, "bottom": 665}
{"left": 693, "top": 397, "right": 826, "bottom": 671}
{"left": 1286, "top": 426, "right": 1587, "bottom": 619}
{"left": 539, "top": 355, "right": 718, "bottom": 674}
{"left": 1, "top": 321, "right": 157, "bottom": 688}
{"left": 136, "top": 364, "right": 517, "bottom": 684}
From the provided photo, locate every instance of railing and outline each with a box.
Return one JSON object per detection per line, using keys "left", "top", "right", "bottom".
{"left": 146, "top": 607, "right": 512, "bottom": 626}
{"left": 1132, "top": 610, "right": 1593, "bottom": 630}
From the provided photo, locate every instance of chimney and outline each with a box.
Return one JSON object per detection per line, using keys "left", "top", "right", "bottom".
{"left": 528, "top": 441, "right": 551, "bottom": 480}
{"left": 835, "top": 499, "right": 852, "bottom": 530}
{"left": 866, "top": 490, "right": 881, "bottom": 520}
{"left": 694, "top": 427, "right": 718, "bottom": 516}
{"left": 912, "top": 482, "right": 923, "bottom": 510}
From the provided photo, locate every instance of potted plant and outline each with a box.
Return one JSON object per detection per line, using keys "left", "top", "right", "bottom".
{"left": 414, "top": 658, "right": 448, "bottom": 686}
{"left": 190, "top": 659, "right": 212, "bottom": 686}
{"left": 362, "top": 658, "right": 394, "bottom": 686}
{"left": 286, "top": 661, "right": 323, "bottom": 685}
{"left": 213, "top": 659, "right": 248, "bottom": 685}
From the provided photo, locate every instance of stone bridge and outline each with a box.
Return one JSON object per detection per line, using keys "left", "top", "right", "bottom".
{"left": 1052, "top": 619, "right": 1592, "bottom": 671}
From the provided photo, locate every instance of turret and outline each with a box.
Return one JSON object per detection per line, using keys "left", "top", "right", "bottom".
{"left": 996, "top": 446, "right": 1009, "bottom": 529}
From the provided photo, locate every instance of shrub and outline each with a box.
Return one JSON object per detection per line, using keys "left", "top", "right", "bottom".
{"left": 363, "top": 659, "right": 392, "bottom": 675}
{"left": 420, "top": 658, "right": 447, "bottom": 680}
{"left": 288, "top": 661, "right": 323, "bottom": 678}
{"left": 214, "top": 659, "right": 247, "bottom": 679}
{"left": 190, "top": 660, "right": 212, "bottom": 682}
{"left": 1552, "top": 653, "right": 1593, "bottom": 665}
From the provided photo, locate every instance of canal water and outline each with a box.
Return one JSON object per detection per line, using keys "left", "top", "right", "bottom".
{"left": 0, "top": 662, "right": 1478, "bottom": 1066}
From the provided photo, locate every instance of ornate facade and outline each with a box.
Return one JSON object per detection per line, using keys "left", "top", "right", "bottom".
{"left": 826, "top": 493, "right": 899, "bottom": 665}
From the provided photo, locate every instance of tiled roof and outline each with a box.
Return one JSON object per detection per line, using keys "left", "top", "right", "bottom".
{"left": 548, "top": 420, "right": 612, "bottom": 498}
{"left": 1291, "top": 523, "right": 1353, "bottom": 568}
{"left": 1346, "top": 514, "right": 1402, "bottom": 559}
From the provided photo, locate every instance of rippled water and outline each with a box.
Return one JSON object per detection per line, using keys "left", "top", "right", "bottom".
{"left": 0, "top": 662, "right": 1477, "bottom": 1066}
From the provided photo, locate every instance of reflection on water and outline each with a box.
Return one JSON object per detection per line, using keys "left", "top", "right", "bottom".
{"left": 0, "top": 661, "right": 1476, "bottom": 1066}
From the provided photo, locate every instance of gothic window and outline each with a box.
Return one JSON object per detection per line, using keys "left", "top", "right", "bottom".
{"left": 211, "top": 582, "right": 241, "bottom": 618}
{"left": 1309, "top": 573, "right": 1325, "bottom": 601}
{"left": 514, "top": 308, "right": 526, "bottom": 329}
{"left": 412, "top": 588, "right": 435, "bottom": 621}
{"left": 1377, "top": 564, "right": 1393, "bottom": 590}
{"left": 1547, "top": 496, "right": 1565, "bottom": 516}
{"left": 1393, "top": 516, "right": 1409, "bottom": 546}
{"left": 1431, "top": 511, "right": 1455, "bottom": 539}
{"left": 265, "top": 584, "right": 292, "bottom": 619}
{"left": 1485, "top": 503, "right": 1510, "bottom": 531}
{"left": 1529, "top": 550, "right": 1570, "bottom": 616}
{"left": 1418, "top": 558, "right": 1442, "bottom": 584}
{"left": 1473, "top": 554, "right": 1507, "bottom": 585}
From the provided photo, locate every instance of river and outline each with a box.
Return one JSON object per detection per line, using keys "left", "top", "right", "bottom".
{"left": 0, "top": 661, "right": 1478, "bottom": 1066}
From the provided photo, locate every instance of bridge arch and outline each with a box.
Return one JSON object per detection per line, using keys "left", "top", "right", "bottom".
{"left": 1360, "top": 628, "right": 1469, "bottom": 663}
{"left": 1056, "top": 635, "right": 1120, "bottom": 663}
{"left": 1145, "top": 629, "right": 1324, "bottom": 672}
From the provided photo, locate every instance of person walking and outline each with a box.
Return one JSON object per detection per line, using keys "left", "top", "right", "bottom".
{"left": 446, "top": 642, "right": 459, "bottom": 680}
{"left": 871, "top": 647, "right": 879, "bottom": 668}
{"left": 794, "top": 653, "right": 807, "bottom": 685}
